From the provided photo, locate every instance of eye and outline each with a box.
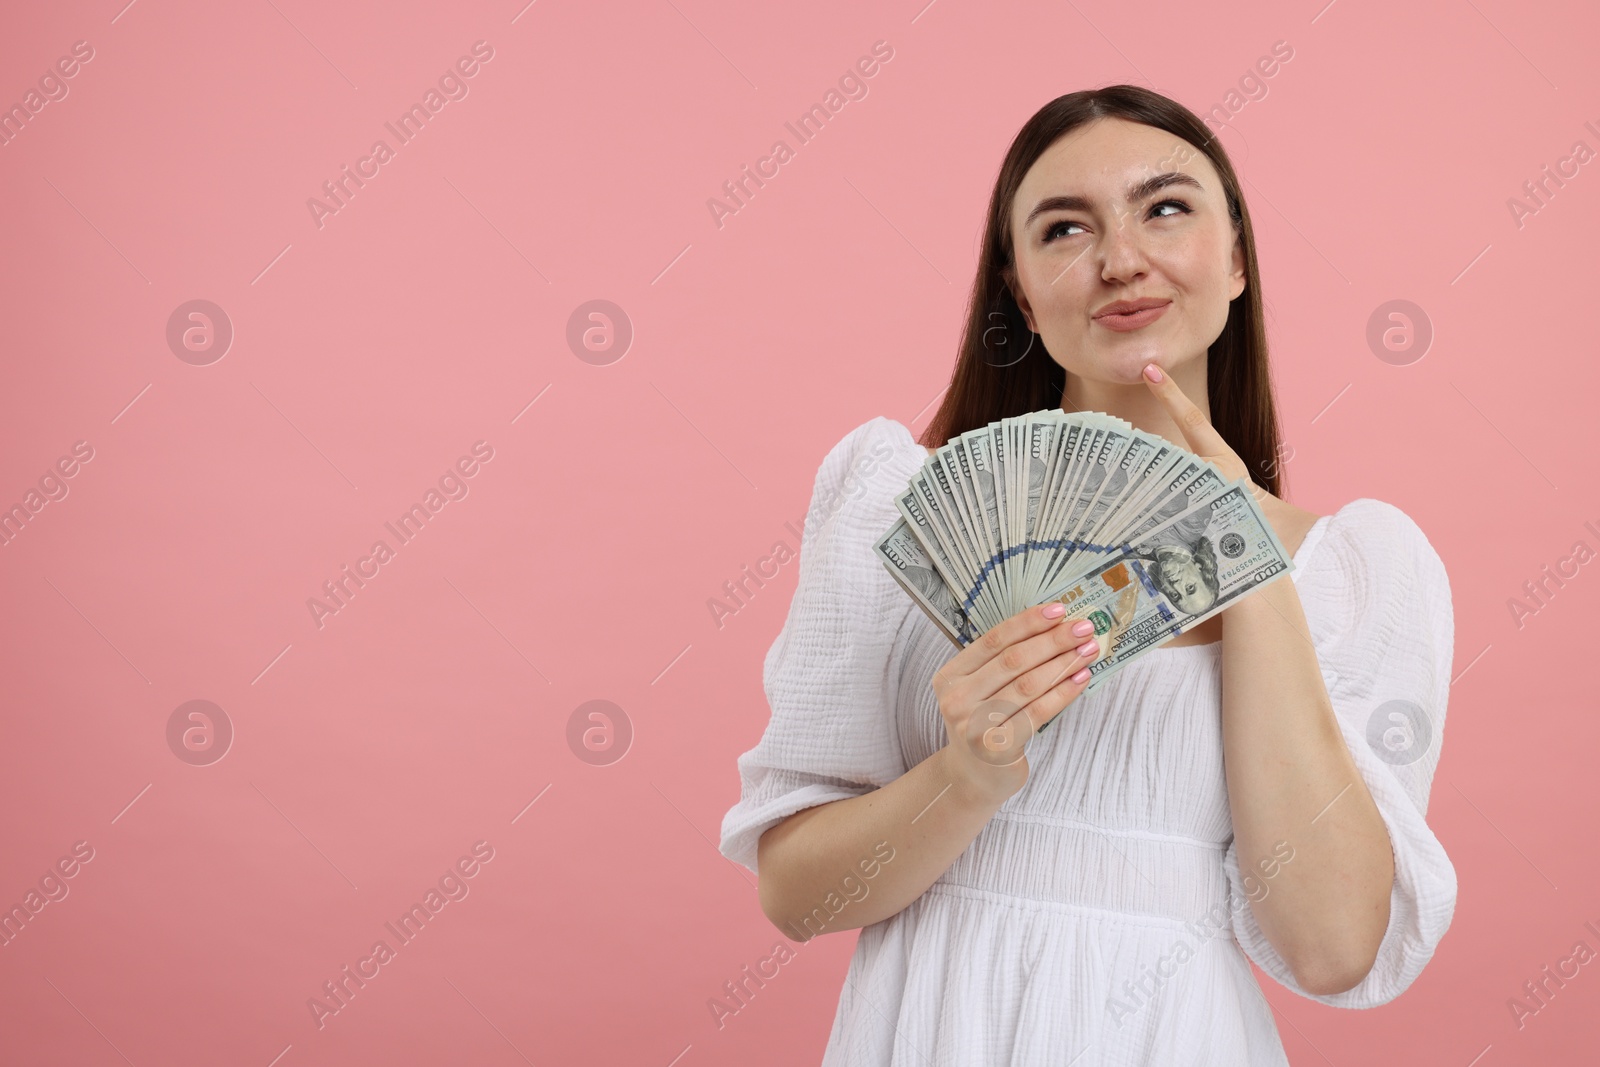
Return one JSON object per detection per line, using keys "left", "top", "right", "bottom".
{"left": 1041, "top": 198, "right": 1193, "bottom": 243}
{"left": 1043, "top": 219, "right": 1085, "bottom": 242}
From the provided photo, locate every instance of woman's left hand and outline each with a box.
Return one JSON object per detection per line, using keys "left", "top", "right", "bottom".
{"left": 1139, "top": 361, "right": 1277, "bottom": 509}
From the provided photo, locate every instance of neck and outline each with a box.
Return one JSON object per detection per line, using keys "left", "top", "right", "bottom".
{"left": 1059, "top": 356, "right": 1210, "bottom": 447}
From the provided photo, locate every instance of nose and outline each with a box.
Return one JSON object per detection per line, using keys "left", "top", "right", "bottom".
{"left": 1099, "top": 204, "right": 1151, "bottom": 285}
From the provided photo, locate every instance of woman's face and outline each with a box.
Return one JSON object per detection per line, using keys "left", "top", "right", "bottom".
{"left": 1005, "top": 117, "right": 1247, "bottom": 385}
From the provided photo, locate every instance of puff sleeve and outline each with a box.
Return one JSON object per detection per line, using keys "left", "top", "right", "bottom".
{"left": 1221, "top": 498, "right": 1459, "bottom": 1008}
{"left": 717, "top": 417, "right": 922, "bottom": 877}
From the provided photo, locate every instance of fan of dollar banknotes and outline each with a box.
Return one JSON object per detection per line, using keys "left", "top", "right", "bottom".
{"left": 874, "top": 408, "right": 1295, "bottom": 699}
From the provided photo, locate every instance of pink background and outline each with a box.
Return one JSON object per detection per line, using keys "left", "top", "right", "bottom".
{"left": 1, "top": 0, "right": 1596, "bottom": 1063}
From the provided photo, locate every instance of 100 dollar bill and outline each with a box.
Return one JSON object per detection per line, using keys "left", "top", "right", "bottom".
{"left": 1037, "top": 479, "right": 1296, "bottom": 695}
{"left": 874, "top": 517, "right": 971, "bottom": 645}
{"left": 877, "top": 479, "right": 1295, "bottom": 726}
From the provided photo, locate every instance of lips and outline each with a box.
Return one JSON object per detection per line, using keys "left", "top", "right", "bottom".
{"left": 1094, "top": 297, "right": 1171, "bottom": 319}
{"left": 1093, "top": 299, "right": 1171, "bottom": 332}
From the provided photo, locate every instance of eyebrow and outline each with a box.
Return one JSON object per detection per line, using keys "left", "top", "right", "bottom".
{"left": 1023, "top": 171, "right": 1205, "bottom": 229}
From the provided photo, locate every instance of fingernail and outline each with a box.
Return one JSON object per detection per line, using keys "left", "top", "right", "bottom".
{"left": 1143, "top": 363, "right": 1164, "bottom": 382}
{"left": 1076, "top": 640, "right": 1098, "bottom": 657}
{"left": 1071, "top": 667, "right": 1091, "bottom": 684}
{"left": 1071, "top": 620, "right": 1094, "bottom": 636}
{"left": 1042, "top": 602, "right": 1065, "bottom": 618}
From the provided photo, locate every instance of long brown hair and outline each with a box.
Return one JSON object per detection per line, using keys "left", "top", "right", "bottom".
{"left": 918, "top": 84, "right": 1287, "bottom": 499}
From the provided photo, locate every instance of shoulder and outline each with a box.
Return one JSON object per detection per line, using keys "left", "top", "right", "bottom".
{"left": 806, "top": 417, "right": 928, "bottom": 519}
{"left": 817, "top": 416, "right": 925, "bottom": 473}
{"left": 1263, "top": 499, "right": 1323, "bottom": 559}
{"left": 1318, "top": 499, "right": 1445, "bottom": 574}
{"left": 796, "top": 416, "right": 927, "bottom": 562}
{"left": 775, "top": 419, "right": 928, "bottom": 661}
{"left": 1298, "top": 497, "right": 1453, "bottom": 640}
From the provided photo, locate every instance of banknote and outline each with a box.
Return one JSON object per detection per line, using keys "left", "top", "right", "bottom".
{"left": 873, "top": 516, "right": 970, "bottom": 645}
{"left": 875, "top": 408, "right": 1295, "bottom": 717}
{"left": 1035, "top": 479, "right": 1296, "bottom": 693}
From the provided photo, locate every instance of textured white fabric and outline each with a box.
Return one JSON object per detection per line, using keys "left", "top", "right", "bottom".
{"left": 718, "top": 416, "right": 1458, "bottom": 1066}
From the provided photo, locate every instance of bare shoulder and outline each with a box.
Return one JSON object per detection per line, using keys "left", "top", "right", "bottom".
{"left": 1265, "top": 499, "right": 1324, "bottom": 558}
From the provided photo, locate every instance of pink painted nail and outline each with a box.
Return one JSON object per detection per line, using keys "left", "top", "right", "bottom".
{"left": 1142, "top": 363, "right": 1163, "bottom": 382}
{"left": 1071, "top": 667, "right": 1091, "bottom": 684}
{"left": 1071, "top": 620, "right": 1094, "bottom": 637}
{"left": 1042, "top": 602, "right": 1065, "bottom": 618}
{"left": 1077, "top": 640, "right": 1098, "bottom": 657}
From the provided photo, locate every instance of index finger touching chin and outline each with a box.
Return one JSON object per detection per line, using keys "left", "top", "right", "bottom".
{"left": 1142, "top": 362, "right": 1227, "bottom": 454}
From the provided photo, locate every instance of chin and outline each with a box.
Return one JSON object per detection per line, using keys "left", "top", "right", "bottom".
{"left": 1053, "top": 335, "right": 1192, "bottom": 384}
{"left": 1094, "top": 349, "right": 1166, "bottom": 384}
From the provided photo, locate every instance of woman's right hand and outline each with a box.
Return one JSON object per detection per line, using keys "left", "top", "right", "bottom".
{"left": 931, "top": 601, "right": 1101, "bottom": 803}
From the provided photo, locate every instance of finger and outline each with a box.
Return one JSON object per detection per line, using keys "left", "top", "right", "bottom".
{"left": 1140, "top": 362, "right": 1230, "bottom": 459}
{"left": 967, "top": 607, "right": 1096, "bottom": 702}
{"left": 1019, "top": 653, "right": 1096, "bottom": 732}
{"left": 996, "top": 637, "right": 1097, "bottom": 711}
{"left": 957, "top": 642, "right": 1096, "bottom": 769}
{"left": 936, "top": 601, "right": 1076, "bottom": 692}
{"left": 978, "top": 642, "right": 1098, "bottom": 752}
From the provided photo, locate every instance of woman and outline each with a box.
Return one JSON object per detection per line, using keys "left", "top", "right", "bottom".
{"left": 718, "top": 85, "right": 1457, "bottom": 1065}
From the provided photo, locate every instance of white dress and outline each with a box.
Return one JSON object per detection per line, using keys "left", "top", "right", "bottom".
{"left": 718, "top": 416, "right": 1459, "bottom": 1066}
